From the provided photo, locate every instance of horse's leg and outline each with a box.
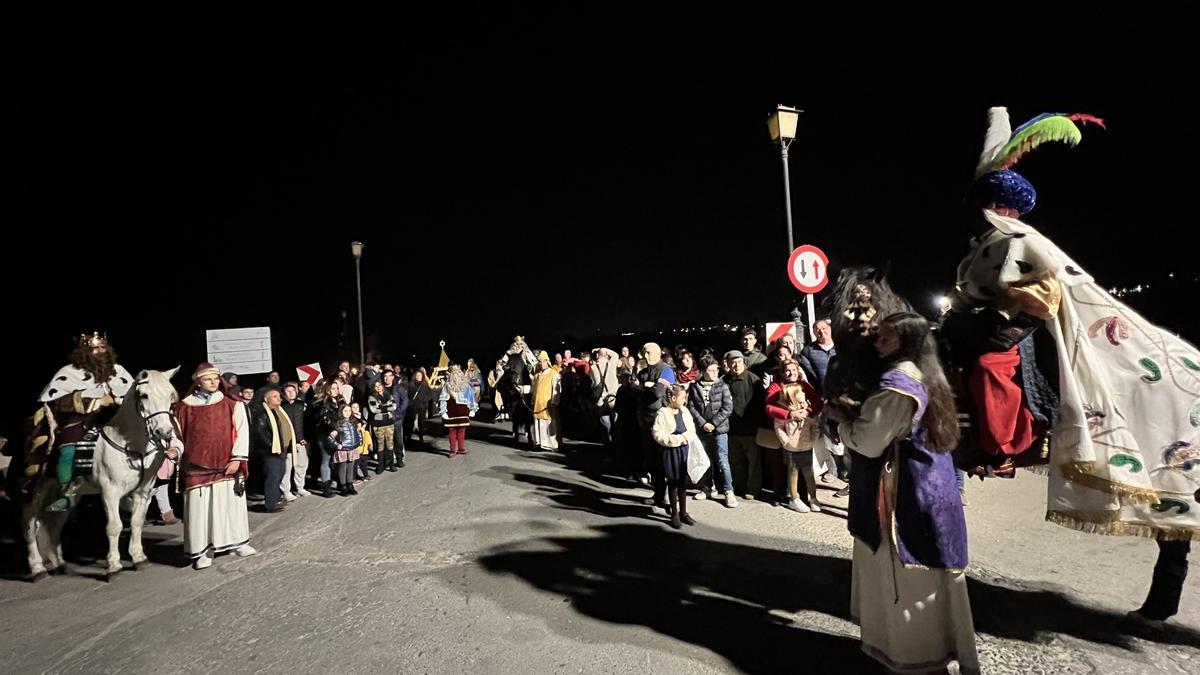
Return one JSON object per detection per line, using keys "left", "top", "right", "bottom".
{"left": 22, "top": 500, "right": 48, "bottom": 581}
{"left": 100, "top": 483, "right": 124, "bottom": 577}
{"left": 127, "top": 486, "right": 150, "bottom": 569}
{"left": 44, "top": 511, "right": 66, "bottom": 573}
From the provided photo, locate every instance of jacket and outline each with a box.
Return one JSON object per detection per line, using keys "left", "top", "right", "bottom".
{"left": 687, "top": 378, "right": 733, "bottom": 435}
{"left": 723, "top": 370, "right": 764, "bottom": 436}
{"left": 652, "top": 405, "right": 698, "bottom": 448}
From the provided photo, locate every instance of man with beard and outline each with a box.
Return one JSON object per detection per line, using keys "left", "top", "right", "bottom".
{"left": 28, "top": 332, "right": 134, "bottom": 511}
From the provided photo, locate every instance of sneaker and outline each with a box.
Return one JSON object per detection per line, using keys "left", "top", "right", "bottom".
{"left": 742, "top": 493, "right": 756, "bottom": 501}
{"left": 725, "top": 494, "right": 738, "bottom": 509}
{"left": 296, "top": 488, "right": 312, "bottom": 497}
{"left": 193, "top": 555, "right": 213, "bottom": 570}
{"left": 834, "top": 486, "right": 850, "bottom": 499}
{"left": 786, "top": 498, "right": 811, "bottom": 513}
{"left": 283, "top": 493, "right": 297, "bottom": 502}
{"left": 821, "top": 472, "right": 834, "bottom": 484}
{"left": 233, "top": 545, "right": 258, "bottom": 558}
{"left": 694, "top": 491, "right": 708, "bottom": 501}
{"left": 47, "top": 496, "right": 73, "bottom": 513}
{"left": 808, "top": 500, "right": 822, "bottom": 513}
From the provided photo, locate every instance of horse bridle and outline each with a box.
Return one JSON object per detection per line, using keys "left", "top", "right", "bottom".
{"left": 100, "top": 380, "right": 179, "bottom": 458}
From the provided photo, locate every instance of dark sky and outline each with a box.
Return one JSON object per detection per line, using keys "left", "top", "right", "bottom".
{"left": 4, "top": 12, "right": 1197, "bottom": 437}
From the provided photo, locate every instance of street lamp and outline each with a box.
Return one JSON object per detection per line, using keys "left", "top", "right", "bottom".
{"left": 351, "top": 241, "right": 365, "bottom": 368}
{"left": 767, "top": 104, "right": 802, "bottom": 254}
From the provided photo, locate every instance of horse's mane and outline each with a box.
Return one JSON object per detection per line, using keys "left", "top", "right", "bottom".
{"left": 823, "top": 266, "right": 914, "bottom": 346}
{"left": 820, "top": 266, "right": 915, "bottom": 400}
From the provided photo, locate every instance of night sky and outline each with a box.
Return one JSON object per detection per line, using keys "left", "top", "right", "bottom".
{"left": 4, "top": 12, "right": 1197, "bottom": 439}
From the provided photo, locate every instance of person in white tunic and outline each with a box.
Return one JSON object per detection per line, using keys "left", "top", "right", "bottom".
{"left": 825, "top": 313, "right": 979, "bottom": 674}
{"left": 173, "top": 362, "right": 258, "bottom": 570}
{"left": 955, "top": 107, "right": 1200, "bottom": 623}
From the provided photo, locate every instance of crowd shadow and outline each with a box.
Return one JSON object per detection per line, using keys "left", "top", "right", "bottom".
{"left": 463, "top": 435, "right": 1200, "bottom": 671}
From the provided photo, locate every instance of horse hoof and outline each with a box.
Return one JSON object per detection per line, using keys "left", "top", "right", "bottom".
{"left": 29, "top": 571, "right": 49, "bottom": 583}
{"left": 49, "top": 565, "right": 67, "bottom": 576}
{"left": 130, "top": 562, "right": 141, "bottom": 572}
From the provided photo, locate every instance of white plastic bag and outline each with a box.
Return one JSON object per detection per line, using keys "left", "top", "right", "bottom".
{"left": 686, "top": 435, "right": 711, "bottom": 485}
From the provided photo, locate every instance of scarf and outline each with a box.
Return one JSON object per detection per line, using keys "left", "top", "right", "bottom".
{"left": 262, "top": 402, "right": 296, "bottom": 455}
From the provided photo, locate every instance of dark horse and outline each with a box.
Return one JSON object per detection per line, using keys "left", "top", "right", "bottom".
{"left": 820, "top": 266, "right": 914, "bottom": 410}
{"left": 498, "top": 360, "right": 534, "bottom": 445}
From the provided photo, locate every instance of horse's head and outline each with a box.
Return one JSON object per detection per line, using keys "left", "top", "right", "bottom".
{"left": 822, "top": 265, "right": 914, "bottom": 346}
{"left": 132, "top": 367, "right": 181, "bottom": 447}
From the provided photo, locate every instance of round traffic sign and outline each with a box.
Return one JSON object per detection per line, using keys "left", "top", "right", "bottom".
{"left": 787, "top": 244, "right": 829, "bottom": 293}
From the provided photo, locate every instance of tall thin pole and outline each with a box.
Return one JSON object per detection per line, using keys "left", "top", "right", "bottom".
{"left": 355, "top": 255, "right": 365, "bottom": 367}
{"left": 780, "top": 141, "right": 795, "bottom": 254}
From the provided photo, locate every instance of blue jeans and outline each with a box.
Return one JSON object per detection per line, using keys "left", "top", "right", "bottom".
{"left": 699, "top": 433, "right": 733, "bottom": 494}
{"left": 956, "top": 469, "right": 966, "bottom": 491}
{"left": 263, "top": 452, "right": 286, "bottom": 510}
{"left": 318, "top": 437, "right": 333, "bottom": 482}
{"left": 598, "top": 412, "right": 613, "bottom": 445}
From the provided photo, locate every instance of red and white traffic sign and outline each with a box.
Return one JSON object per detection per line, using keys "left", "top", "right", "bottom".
{"left": 765, "top": 322, "right": 797, "bottom": 345}
{"left": 296, "top": 362, "right": 322, "bottom": 385}
{"left": 787, "top": 244, "right": 829, "bottom": 294}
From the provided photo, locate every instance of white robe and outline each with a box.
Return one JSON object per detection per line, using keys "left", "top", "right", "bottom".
{"left": 39, "top": 364, "right": 134, "bottom": 402}
{"left": 958, "top": 210, "right": 1200, "bottom": 540}
{"left": 176, "top": 391, "right": 252, "bottom": 559}
{"left": 844, "top": 364, "right": 980, "bottom": 675}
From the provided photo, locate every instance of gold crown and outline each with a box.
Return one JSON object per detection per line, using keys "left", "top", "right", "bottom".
{"left": 78, "top": 332, "right": 108, "bottom": 349}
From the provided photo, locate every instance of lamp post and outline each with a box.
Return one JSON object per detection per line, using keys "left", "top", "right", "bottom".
{"left": 768, "top": 104, "right": 815, "bottom": 339}
{"left": 351, "top": 241, "right": 365, "bottom": 367}
{"left": 767, "top": 104, "right": 802, "bottom": 254}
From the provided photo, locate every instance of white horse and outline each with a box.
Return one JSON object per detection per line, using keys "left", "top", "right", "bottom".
{"left": 23, "top": 367, "right": 180, "bottom": 581}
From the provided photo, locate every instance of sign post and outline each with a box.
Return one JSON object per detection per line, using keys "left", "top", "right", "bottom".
{"left": 206, "top": 327, "right": 272, "bottom": 376}
{"left": 786, "top": 245, "right": 830, "bottom": 341}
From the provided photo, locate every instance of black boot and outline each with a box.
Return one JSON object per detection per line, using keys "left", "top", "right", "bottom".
{"left": 668, "top": 489, "right": 682, "bottom": 529}
{"left": 679, "top": 488, "right": 696, "bottom": 526}
{"left": 322, "top": 481, "right": 335, "bottom": 498}
{"left": 346, "top": 482, "right": 358, "bottom": 496}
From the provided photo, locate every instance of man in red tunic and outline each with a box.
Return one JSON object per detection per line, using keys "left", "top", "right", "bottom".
{"left": 175, "top": 362, "right": 257, "bottom": 570}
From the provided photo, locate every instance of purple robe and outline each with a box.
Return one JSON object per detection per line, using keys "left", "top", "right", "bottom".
{"left": 848, "top": 368, "right": 968, "bottom": 570}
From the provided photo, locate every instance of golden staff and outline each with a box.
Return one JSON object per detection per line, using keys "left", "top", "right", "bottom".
{"left": 428, "top": 340, "right": 450, "bottom": 389}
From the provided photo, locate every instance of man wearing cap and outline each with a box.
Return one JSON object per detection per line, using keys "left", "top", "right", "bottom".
{"left": 175, "top": 362, "right": 257, "bottom": 570}
{"left": 723, "top": 350, "right": 765, "bottom": 501}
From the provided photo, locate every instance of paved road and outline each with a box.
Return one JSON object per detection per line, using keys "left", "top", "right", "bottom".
{"left": 1, "top": 422, "right": 1197, "bottom": 673}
